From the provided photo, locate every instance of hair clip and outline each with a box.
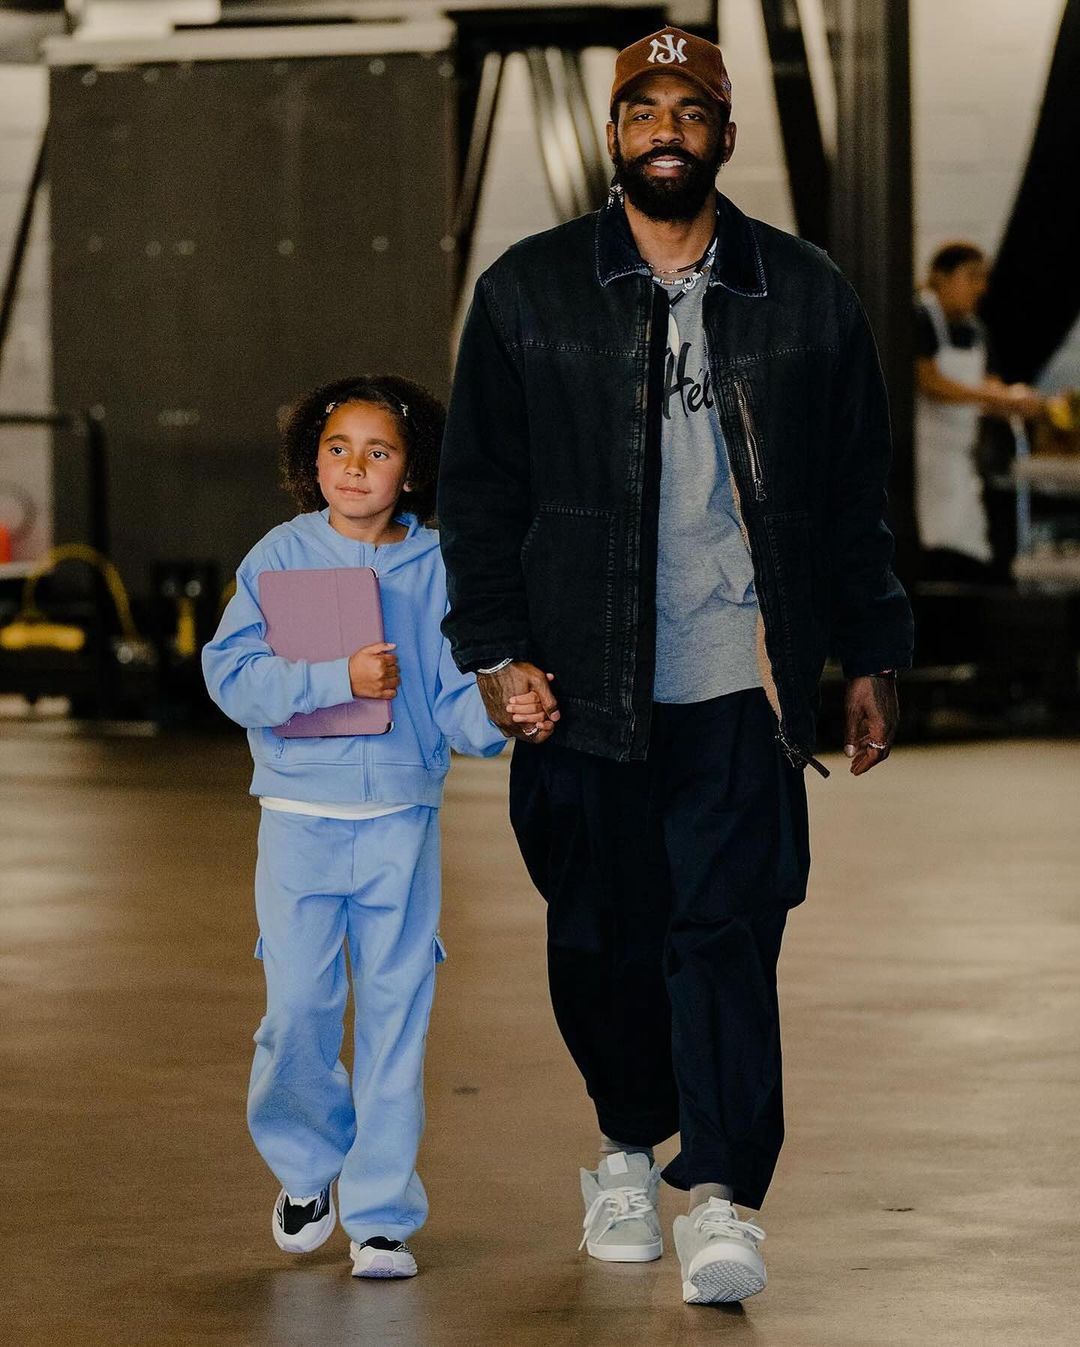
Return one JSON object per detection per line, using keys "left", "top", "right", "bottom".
{"left": 324, "top": 395, "right": 406, "bottom": 418}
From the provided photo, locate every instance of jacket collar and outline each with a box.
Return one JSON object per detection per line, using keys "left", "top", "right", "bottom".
{"left": 594, "top": 188, "right": 768, "bottom": 298}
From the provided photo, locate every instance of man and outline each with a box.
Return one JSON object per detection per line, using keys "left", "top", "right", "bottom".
{"left": 438, "top": 28, "right": 913, "bottom": 1306}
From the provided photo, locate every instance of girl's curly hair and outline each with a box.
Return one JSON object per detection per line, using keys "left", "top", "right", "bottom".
{"left": 279, "top": 374, "right": 445, "bottom": 524}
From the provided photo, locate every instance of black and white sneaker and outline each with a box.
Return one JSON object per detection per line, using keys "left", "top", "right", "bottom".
{"left": 350, "top": 1236, "right": 418, "bottom": 1279}
{"left": 272, "top": 1185, "right": 335, "bottom": 1254}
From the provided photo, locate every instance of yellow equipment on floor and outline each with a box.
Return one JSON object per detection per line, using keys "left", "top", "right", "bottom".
{"left": 0, "top": 543, "right": 143, "bottom": 654}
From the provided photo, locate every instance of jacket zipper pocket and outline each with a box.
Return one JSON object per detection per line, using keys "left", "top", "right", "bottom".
{"left": 734, "top": 376, "right": 767, "bottom": 502}
{"left": 729, "top": 378, "right": 817, "bottom": 776}
{"left": 777, "top": 729, "right": 830, "bottom": 779}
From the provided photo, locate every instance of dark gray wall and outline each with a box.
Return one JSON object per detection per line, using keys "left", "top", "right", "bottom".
{"left": 49, "top": 52, "right": 456, "bottom": 594}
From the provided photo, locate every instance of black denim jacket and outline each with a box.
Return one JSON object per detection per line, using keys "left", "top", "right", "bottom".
{"left": 438, "top": 192, "right": 914, "bottom": 768}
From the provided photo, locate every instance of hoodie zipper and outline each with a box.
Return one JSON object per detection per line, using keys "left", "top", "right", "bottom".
{"left": 734, "top": 375, "right": 767, "bottom": 502}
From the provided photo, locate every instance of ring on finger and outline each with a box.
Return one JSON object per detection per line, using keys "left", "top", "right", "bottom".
{"left": 523, "top": 726, "right": 540, "bottom": 737}
{"left": 866, "top": 739, "right": 888, "bottom": 751}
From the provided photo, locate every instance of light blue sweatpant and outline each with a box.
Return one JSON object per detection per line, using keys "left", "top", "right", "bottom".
{"left": 249, "top": 805, "right": 442, "bottom": 1243}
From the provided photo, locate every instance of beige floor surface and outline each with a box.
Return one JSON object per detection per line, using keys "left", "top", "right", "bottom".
{"left": 1, "top": 729, "right": 1077, "bottom": 1346}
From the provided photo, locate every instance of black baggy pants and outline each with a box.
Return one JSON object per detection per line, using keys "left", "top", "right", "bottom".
{"left": 509, "top": 688, "right": 811, "bottom": 1211}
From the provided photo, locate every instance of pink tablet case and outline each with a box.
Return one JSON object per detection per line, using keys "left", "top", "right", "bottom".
{"left": 258, "top": 567, "right": 393, "bottom": 737}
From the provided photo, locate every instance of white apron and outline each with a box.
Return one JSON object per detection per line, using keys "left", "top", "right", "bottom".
{"left": 915, "top": 289, "right": 992, "bottom": 562}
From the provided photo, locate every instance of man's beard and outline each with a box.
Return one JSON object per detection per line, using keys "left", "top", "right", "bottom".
{"left": 612, "top": 140, "right": 723, "bottom": 221}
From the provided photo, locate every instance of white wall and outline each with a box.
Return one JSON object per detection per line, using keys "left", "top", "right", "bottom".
{"left": 0, "top": 66, "right": 52, "bottom": 566}
{"left": 461, "top": 45, "right": 619, "bottom": 312}
{"left": 714, "top": 0, "right": 796, "bottom": 233}
{"left": 462, "top": 52, "right": 562, "bottom": 298}
{"left": 912, "top": 0, "right": 1062, "bottom": 273}
{"left": 913, "top": 0, "right": 1076, "bottom": 387}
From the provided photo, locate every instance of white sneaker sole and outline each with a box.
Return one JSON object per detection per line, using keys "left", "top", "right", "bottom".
{"left": 682, "top": 1246, "right": 766, "bottom": 1304}
{"left": 350, "top": 1243, "right": 418, "bottom": 1279}
{"left": 272, "top": 1188, "right": 336, "bottom": 1255}
{"left": 586, "top": 1237, "right": 663, "bottom": 1262}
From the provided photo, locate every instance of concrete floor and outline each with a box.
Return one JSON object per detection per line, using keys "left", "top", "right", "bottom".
{"left": 2, "top": 728, "right": 1078, "bottom": 1346}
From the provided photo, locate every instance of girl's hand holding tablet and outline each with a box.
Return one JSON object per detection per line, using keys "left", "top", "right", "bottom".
{"left": 349, "top": 642, "right": 401, "bottom": 700}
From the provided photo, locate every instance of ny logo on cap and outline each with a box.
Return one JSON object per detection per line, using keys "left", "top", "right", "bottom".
{"left": 648, "top": 33, "right": 688, "bottom": 65}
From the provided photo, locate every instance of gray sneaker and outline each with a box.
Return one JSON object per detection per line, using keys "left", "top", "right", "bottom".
{"left": 673, "top": 1198, "right": 767, "bottom": 1303}
{"left": 578, "top": 1151, "right": 663, "bottom": 1262}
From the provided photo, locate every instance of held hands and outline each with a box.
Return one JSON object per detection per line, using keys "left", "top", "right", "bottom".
{"left": 348, "top": 642, "right": 400, "bottom": 700}
{"left": 476, "top": 661, "right": 560, "bottom": 744}
{"left": 843, "top": 675, "right": 899, "bottom": 776}
{"left": 506, "top": 687, "right": 554, "bottom": 736}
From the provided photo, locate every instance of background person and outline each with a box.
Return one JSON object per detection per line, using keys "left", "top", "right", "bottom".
{"left": 915, "top": 241, "right": 1043, "bottom": 581}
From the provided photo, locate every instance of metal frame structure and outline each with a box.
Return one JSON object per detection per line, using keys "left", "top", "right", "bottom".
{"left": 756, "top": 0, "right": 829, "bottom": 249}
{"left": 830, "top": 0, "right": 915, "bottom": 568}
{"left": 45, "top": 3, "right": 707, "bottom": 305}
{"left": 45, "top": 18, "right": 455, "bottom": 63}
{"left": 450, "top": 5, "right": 702, "bottom": 297}
{"left": 0, "top": 135, "right": 47, "bottom": 386}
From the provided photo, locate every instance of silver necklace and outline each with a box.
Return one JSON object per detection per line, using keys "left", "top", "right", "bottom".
{"left": 648, "top": 236, "right": 717, "bottom": 290}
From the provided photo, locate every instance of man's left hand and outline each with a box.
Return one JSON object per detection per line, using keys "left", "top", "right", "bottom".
{"left": 843, "top": 675, "right": 899, "bottom": 776}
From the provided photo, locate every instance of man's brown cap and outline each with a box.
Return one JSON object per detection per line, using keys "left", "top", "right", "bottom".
{"left": 610, "top": 27, "right": 732, "bottom": 112}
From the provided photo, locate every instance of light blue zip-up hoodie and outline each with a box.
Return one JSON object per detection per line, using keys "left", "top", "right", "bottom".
{"left": 202, "top": 510, "right": 505, "bottom": 806}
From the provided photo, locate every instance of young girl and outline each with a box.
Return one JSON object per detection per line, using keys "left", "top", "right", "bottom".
{"left": 203, "top": 374, "right": 546, "bottom": 1278}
